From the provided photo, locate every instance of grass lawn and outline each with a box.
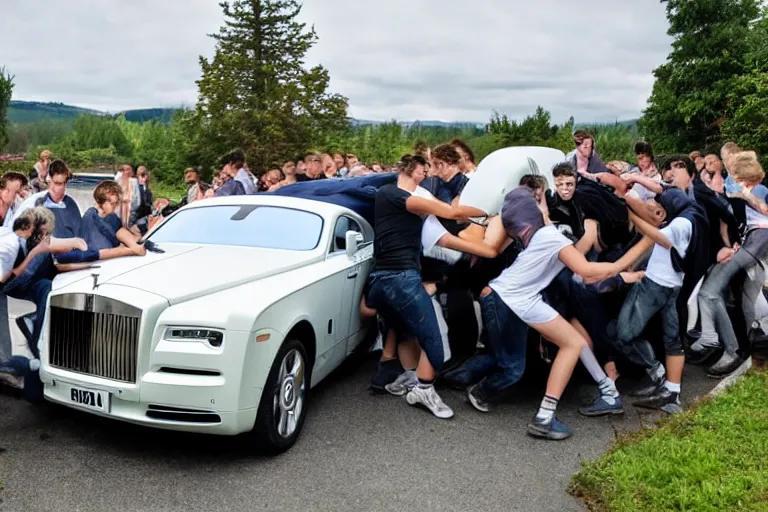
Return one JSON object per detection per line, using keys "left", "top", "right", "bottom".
{"left": 569, "top": 369, "right": 768, "bottom": 512}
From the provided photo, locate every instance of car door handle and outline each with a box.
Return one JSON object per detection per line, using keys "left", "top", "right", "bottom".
{"left": 347, "top": 268, "right": 359, "bottom": 279}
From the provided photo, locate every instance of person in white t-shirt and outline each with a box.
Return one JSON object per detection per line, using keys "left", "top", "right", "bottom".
{"left": 469, "top": 187, "right": 641, "bottom": 440}
{"left": 611, "top": 188, "right": 697, "bottom": 415}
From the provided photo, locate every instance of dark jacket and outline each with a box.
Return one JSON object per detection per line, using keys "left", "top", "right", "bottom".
{"left": 215, "top": 178, "right": 246, "bottom": 197}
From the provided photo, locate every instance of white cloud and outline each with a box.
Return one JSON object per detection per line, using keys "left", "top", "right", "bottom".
{"left": 0, "top": 0, "right": 672, "bottom": 123}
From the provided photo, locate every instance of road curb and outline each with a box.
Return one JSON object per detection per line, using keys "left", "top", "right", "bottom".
{"left": 706, "top": 356, "right": 752, "bottom": 398}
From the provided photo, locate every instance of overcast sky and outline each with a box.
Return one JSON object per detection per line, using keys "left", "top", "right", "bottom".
{"left": 0, "top": 1, "right": 672, "bottom": 124}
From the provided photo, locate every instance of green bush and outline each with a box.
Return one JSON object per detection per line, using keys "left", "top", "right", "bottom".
{"left": 0, "top": 159, "right": 33, "bottom": 174}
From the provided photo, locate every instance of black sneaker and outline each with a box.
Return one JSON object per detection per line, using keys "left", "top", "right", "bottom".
{"left": 628, "top": 380, "right": 664, "bottom": 398}
{"left": 706, "top": 352, "right": 745, "bottom": 378}
{"left": 749, "top": 326, "right": 768, "bottom": 351}
{"left": 369, "top": 359, "right": 404, "bottom": 393}
{"left": 687, "top": 343, "right": 721, "bottom": 365}
{"left": 633, "top": 388, "right": 680, "bottom": 411}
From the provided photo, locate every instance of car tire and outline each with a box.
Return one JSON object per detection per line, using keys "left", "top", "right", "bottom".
{"left": 250, "top": 338, "right": 310, "bottom": 454}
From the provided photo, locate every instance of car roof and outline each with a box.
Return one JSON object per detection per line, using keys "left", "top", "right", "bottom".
{"left": 182, "top": 194, "right": 358, "bottom": 220}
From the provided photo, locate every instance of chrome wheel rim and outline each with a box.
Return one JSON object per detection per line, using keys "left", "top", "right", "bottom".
{"left": 273, "top": 348, "right": 305, "bottom": 439}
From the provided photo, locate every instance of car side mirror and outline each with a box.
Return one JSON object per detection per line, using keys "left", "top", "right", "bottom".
{"left": 345, "top": 230, "right": 363, "bottom": 258}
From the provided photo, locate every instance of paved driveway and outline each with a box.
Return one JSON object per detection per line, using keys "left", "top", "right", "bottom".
{"left": 0, "top": 357, "right": 717, "bottom": 512}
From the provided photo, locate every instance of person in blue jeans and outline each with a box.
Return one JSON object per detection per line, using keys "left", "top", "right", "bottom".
{"left": 365, "top": 154, "right": 485, "bottom": 419}
{"left": 613, "top": 187, "right": 709, "bottom": 414}
{"left": 459, "top": 187, "right": 649, "bottom": 440}
{"left": 369, "top": 211, "right": 500, "bottom": 394}
{"left": 443, "top": 287, "right": 528, "bottom": 408}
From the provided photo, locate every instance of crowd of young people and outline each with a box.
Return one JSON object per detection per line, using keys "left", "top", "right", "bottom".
{"left": 364, "top": 134, "right": 768, "bottom": 440}
{"left": 0, "top": 161, "right": 156, "bottom": 393}
{"left": 1, "top": 135, "right": 766, "bottom": 444}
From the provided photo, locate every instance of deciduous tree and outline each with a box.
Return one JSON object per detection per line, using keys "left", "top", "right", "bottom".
{"left": 721, "top": 9, "right": 768, "bottom": 167}
{"left": 640, "top": 0, "right": 761, "bottom": 152}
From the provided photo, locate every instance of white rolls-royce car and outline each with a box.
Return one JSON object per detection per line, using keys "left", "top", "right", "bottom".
{"left": 39, "top": 195, "right": 374, "bottom": 452}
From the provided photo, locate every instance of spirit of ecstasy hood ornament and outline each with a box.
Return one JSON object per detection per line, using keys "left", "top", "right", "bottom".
{"left": 91, "top": 267, "right": 101, "bottom": 290}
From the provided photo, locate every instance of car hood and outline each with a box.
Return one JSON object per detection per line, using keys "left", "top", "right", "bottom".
{"left": 53, "top": 243, "right": 323, "bottom": 305}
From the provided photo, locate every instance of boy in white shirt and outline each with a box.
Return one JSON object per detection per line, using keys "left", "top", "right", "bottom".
{"left": 612, "top": 188, "right": 703, "bottom": 413}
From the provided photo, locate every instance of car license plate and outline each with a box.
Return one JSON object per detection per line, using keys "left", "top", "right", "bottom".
{"left": 65, "top": 384, "right": 110, "bottom": 413}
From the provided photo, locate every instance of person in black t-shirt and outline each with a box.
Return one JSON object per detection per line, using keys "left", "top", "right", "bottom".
{"left": 366, "top": 154, "right": 485, "bottom": 419}
{"left": 547, "top": 163, "right": 585, "bottom": 242}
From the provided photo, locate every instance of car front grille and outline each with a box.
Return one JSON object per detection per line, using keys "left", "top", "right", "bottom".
{"left": 48, "top": 294, "right": 142, "bottom": 383}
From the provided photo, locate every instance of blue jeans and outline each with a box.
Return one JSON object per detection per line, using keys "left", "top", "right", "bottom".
{"left": 3, "top": 254, "right": 56, "bottom": 359}
{"left": 366, "top": 269, "right": 444, "bottom": 372}
{"left": 54, "top": 249, "right": 100, "bottom": 264}
{"left": 612, "top": 277, "right": 682, "bottom": 370}
{"left": 444, "top": 291, "right": 527, "bottom": 400}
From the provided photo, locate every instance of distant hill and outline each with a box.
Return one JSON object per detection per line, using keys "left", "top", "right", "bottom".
{"left": 8, "top": 101, "right": 102, "bottom": 123}
{"left": 7, "top": 100, "right": 639, "bottom": 129}
{"left": 9, "top": 101, "right": 487, "bottom": 128}
{"left": 8, "top": 101, "right": 180, "bottom": 124}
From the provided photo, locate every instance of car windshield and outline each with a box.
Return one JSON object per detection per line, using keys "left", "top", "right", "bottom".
{"left": 148, "top": 205, "right": 324, "bottom": 250}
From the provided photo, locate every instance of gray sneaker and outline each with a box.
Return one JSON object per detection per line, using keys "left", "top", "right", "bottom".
{"left": 660, "top": 402, "right": 684, "bottom": 415}
{"left": 467, "top": 384, "right": 491, "bottom": 413}
{"left": 405, "top": 384, "right": 455, "bottom": 419}
{"left": 384, "top": 370, "right": 417, "bottom": 396}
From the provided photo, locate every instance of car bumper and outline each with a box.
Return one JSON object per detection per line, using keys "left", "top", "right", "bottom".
{"left": 39, "top": 328, "right": 284, "bottom": 436}
{"left": 41, "top": 371, "right": 261, "bottom": 435}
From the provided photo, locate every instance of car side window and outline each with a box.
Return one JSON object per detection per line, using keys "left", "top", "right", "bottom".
{"left": 333, "top": 216, "right": 362, "bottom": 252}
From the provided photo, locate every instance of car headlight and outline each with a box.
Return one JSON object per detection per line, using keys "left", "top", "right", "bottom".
{"left": 164, "top": 328, "right": 224, "bottom": 348}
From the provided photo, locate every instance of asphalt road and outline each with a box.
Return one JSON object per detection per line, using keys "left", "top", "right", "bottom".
{"left": 0, "top": 356, "right": 718, "bottom": 512}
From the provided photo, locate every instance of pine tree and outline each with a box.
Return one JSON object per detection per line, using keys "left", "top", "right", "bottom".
{"left": 192, "top": 0, "right": 349, "bottom": 173}
{"left": 640, "top": 0, "right": 761, "bottom": 152}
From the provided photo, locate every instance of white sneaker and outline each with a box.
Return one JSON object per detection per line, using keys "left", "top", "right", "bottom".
{"left": 384, "top": 370, "right": 417, "bottom": 396}
{"left": 405, "top": 384, "right": 454, "bottom": 419}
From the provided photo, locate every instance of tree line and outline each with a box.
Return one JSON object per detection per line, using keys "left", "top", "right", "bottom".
{"left": 1, "top": 0, "right": 767, "bottom": 183}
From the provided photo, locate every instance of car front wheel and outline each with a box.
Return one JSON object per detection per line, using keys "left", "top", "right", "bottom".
{"left": 250, "top": 338, "right": 310, "bottom": 454}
